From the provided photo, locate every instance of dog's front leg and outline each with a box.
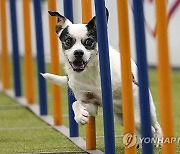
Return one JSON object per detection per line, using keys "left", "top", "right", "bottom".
{"left": 72, "top": 101, "right": 98, "bottom": 125}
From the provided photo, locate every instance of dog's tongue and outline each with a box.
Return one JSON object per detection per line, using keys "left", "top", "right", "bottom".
{"left": 72, "top": 61, "right": 85, "bottom": 71}
{"left": 73, "top": 61, "right": 83, "bottom": 67}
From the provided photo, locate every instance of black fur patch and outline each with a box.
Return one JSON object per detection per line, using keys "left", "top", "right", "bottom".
{"left": 82, "top": 92, "right": 101, "bottom": 106}
{"left": 132, "top": 73, "right": 139, "bottom": 86}
{"left": 59, "top": 26, "right": 76, "bottom": 50}
{"left": 81, "top": 37, "right": 97, "bottom": 50}
{"left": 86, "top": 23, "right": 97, "bottom": 41}
{"left": 83, "top": 24, "right": 97, "bottom": 50}
{"left": 59, "top": 25, "right": 97, "bottom": 51}
{"left": 59, "top": 26, "right": 69, "bottom": 41}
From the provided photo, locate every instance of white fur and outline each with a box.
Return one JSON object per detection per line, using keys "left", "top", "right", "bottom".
{"left": 41, "top": 73, "right": 68, "bottom": 86}
{"left": 42, "top": 21, "right": 163, "bottom": 147}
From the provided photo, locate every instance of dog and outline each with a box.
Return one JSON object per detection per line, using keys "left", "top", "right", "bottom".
{"left": 42, "top": 10, "right": 163, "bottom": 147}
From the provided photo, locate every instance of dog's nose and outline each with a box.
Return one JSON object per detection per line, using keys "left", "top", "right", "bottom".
{"left": 74, "top": 50, "right": 84, "bottom": 59}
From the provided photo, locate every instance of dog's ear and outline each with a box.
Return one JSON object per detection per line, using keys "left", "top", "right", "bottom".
{"left": 86, "top": 8, "right": 109, "bottom": 29}
{"left": 48, "top": 11, "right": 72, "bottom": 34}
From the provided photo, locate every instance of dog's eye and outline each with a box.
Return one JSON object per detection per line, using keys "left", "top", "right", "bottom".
{"left": 65, "top": 38, "right": 72, "bottom": 46}
{"left": 84, "top": 38, "right": 94, "bottom": 47}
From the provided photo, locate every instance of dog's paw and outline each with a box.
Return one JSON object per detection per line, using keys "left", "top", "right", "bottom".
{"left": 74, "top": 109, "right": 90, "bottom": 125}
{"left": 72, "top": 101, "right": 90, "bottom": 125}
{"left": 154, "top": 131, "right": 163, "bottom": 148}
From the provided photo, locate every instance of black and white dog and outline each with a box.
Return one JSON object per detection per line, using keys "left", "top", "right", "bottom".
{"left": 42, "top": 10, "right": 162, "bottom": 147}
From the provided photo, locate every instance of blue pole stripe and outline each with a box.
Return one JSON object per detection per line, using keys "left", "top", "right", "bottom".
{"left": 9, "top": 0, "right": 22, "bottom": 97}
{"left": 133, "top": 0, "right": 154, "bottom": 153}
{"left": 68, "top": 88, "right": 79, "bottom": 137}
{"left": 63, "top": 0, "right": 79, "bottom": 137}
{"left": 64, "top": 0, "right": 73, "bottom": 21}
{"left": 94, "top": 0, "right": 115, "bottom": 153}
{"left": 33, "top": 0, "right": 48, "bottom": 115}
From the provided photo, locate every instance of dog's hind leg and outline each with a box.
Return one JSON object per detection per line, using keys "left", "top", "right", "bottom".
{"left": 149, "top": 91, "right": 163, "bottom": 147}
{"left": 151, "top": 115, "right": 163, "bottom": 147}
{"left": 152, "top": 122, "right": 163, "bottom": 147}
{"left": 41, "top": 73, "right": 68, "bottom": 86}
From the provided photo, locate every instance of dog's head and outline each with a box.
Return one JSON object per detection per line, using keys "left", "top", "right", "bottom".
{"left": 48, "top": 10, "right": 109, "bottom": 73}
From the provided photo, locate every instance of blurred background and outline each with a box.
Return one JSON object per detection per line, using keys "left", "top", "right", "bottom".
{"left": 0, "top": 0, "right": 180, "bottom": 68}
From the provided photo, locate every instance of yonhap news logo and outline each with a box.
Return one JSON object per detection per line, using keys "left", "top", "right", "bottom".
{"left": 123, "top": 133, "right": 137, "bottom": 148}
{"left": 123, "top": 133, "right": 180, "bottom": 148}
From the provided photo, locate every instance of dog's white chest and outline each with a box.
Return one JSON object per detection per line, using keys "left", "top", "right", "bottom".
{"left": 68, "top": 68, "right": 102, "bottom": 104}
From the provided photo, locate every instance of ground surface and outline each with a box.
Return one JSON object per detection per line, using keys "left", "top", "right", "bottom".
{"left": 0, "top": 62, "right": 180, "bottom": 153}
{"left": 0, "top": 92, "right": 85, "bottom": 153}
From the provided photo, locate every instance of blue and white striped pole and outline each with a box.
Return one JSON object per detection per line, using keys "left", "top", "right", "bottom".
{"left": 133, "top": 0, "right": 154, "bottom": 153}
{"left": 94, "top": 0, "right": 115, "bottom": 153}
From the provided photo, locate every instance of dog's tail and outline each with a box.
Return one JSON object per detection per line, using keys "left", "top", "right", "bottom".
{"left": 41, "top": 73, "right": 68, "bottom": 87}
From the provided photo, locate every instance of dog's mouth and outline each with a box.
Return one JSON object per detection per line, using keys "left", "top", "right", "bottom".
{"left": 69, "top": 60, "right": 87, "bottom": 72}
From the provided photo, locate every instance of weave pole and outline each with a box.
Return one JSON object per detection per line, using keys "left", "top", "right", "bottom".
{"left": 22, "top": 0, "right": 35, "bottom": 104}
{"left": 0, "top": 0, "right": 10, "bottom": 89}
{"left": 9, "top": 0, "right": 22, "bottom": 97}
{"left": 94, "top": 0, "right": 115, "bottom": 153}
{"left": 155, "top": 0, "right": 176, "bottom": 153}
{"left": 116, "top": 0, "right": 136, "bottom": 153}
{"left": 82, "top": 0, "right": 92, "bottom": 23}
{"left": 133, "top": 0, "right": 154, "bottom": 153}
{"left": 81, "top": 0, "right": 96, "bottom": 150}
{"left": 48, "top": 0, "right": 62, "bottom": 125}
{"left": 67, "top": 88, "right": 79, "bottom": 137}
{"left": 33, "top": 0, "right": 48, "bottom": 115}
{"left": 63, "top": 0, "right": 79, "bottom": 137}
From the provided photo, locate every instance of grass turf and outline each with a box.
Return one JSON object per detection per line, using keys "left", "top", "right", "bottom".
{"left": 0, "top": 59, "right": 180, "bottom": 153}
{"left": 0, "top": 93, "right": 84, "bottom": 153}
